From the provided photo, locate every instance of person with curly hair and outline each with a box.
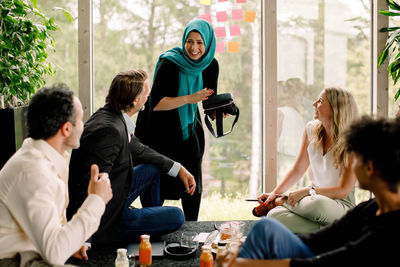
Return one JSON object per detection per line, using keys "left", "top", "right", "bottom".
{"left": 218, "top": 116, "right": 400, "bottom": 267}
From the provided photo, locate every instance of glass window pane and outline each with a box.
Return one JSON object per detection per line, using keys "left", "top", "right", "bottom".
{"left": 277, "top": 0, "right": 371, "bottom": 203}
{"left": 93, "top": 0, "right": 262, "bottom": 220}
{"left": 388, "top": 16, "right": 400, "bottom": 118}
{"left": 37, "top": 1, "right": 78, "bottom": 95}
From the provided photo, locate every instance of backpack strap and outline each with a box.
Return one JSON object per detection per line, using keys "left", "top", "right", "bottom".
{"left": 204, "top": 108, "right": 240, "bottom": 138}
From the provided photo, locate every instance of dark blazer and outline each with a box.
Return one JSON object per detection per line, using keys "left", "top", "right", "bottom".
{"left": 67, "top": 104, "right": 174, "bottom": 244}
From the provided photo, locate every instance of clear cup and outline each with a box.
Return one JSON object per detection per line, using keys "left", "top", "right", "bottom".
{"left": 230, "top": 221, "right": 245, "bottom": 242}
{"left": 219, "top": 222, "right": 231, "bottom": 241}
{"left": 180, "top": 231, "right": 198, "bottom": 249}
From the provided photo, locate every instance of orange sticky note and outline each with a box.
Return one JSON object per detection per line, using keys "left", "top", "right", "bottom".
{"left": 216, "top": 42, "right": 225, "bottom": 53}
{"left": 236, "top": 0, "right": 247, "bottom": 3}
{"left": 216, "top": 11, "right": 228, "bottom": 22}
{"left": 244, "top": 11, "right": 256, "bottom": 23}
{"left": 214, "top": 26, "right": 226, "bottom": 38}
{"left": 200, "top": 0, "right": 211, "bottom": 5}
{"left": 229, "top": 25, "right": 241, "bottom": 36}
{"left": 228, "top": 42, "right": 239, "bottom": 53}
{"left": 200, "top": 14, "right": 212, "bottom": 24}
{"left": 232, "top": 9, "right": 243, "bottom": 20}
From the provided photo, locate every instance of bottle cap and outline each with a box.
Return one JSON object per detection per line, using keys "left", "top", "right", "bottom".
{"left": 201, "top": 245, "right": 211, "bottom": 251}
{"left": 141, "top": 234, "right": 150, "bottom": 240}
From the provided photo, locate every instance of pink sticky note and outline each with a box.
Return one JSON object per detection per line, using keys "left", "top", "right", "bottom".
{"left": 216, "top": 42, "right": 225, "bottom": 53}
{"left": 216, "top": 11, "right": 228, "bottom": 22}
{"left": 218, "top": 0, "right": 228, "bottom": 2}
{"left": 232, "top": 9, "right": 243, "bottom": 20}
{"left": 200, "top": 14, "right": 212, "bottom": 24}
{"left": 236, "top": 0, "right": 247, "bottom": 3}
{"left": 214, "top": 26, "right": 226, "bottom": 38}
{"left": 229, "top": 25, "right": 241, "bottom": 36}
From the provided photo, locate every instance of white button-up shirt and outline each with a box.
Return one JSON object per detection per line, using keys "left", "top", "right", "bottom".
{"left": 0, "top": 138, "right": 105, "bottom": 265}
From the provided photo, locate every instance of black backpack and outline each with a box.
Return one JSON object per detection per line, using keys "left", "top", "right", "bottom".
{"left": 202, "top": 93, "right": 239, "bottom": 138}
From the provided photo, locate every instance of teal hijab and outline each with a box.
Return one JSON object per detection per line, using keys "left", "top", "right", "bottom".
{"left": 154, "top": 19, "right": 216, "bottom": 140}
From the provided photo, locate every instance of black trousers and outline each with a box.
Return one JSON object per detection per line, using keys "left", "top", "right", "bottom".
{"left": 161, "top": 191, "right": 202, "bottom": 221}
{"left": 181, "top": 191, "right": 202, "bottom": 221}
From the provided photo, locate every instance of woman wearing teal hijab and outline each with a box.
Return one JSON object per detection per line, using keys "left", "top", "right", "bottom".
{"left": 135, "top": 19, "right": 219, "bottom": 220}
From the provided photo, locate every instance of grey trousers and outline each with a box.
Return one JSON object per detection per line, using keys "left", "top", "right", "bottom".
{"left": 0, "top": 251, "right": 75, "bottom": 267}
{"left": 267, "top": 191, "right": 355, "bottom": 234}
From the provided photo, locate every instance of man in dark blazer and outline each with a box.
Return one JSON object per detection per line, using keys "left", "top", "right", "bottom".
{"left": 67, "top": 69, "right": 196, "bottom": 246}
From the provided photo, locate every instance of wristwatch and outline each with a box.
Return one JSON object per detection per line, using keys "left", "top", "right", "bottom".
{"left": 309, "top": 186, "right": 316, "bottom": 197}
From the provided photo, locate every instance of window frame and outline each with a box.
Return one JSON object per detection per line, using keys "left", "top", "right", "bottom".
{"left": 77, "top": 0, "right": 389, "bottom": 193}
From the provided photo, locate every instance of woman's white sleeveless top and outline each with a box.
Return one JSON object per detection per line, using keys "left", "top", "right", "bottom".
{"left": 306, "top": 120, "right": 342, "bottom": 187}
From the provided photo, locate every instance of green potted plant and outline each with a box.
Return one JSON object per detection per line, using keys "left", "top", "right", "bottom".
{"left": 378, "top": 0, "right": 400, "bottom": 101}
{"left": 0, "top": 0, "right": 61, "bottom": 168}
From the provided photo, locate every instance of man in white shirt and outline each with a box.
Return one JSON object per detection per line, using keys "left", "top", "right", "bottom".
{"left": 0, "top": 85, "right": 113, "bottom": 266}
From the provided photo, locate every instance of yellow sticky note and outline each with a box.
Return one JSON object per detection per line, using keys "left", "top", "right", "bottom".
{"left": 244, "top": 11, "right": 256, "bottom": 23}
{"left": 200, "top": 0, "right": 211, "bottom": 5}
{"left": 228, "top": 42, "right": 239, "bottom": 53}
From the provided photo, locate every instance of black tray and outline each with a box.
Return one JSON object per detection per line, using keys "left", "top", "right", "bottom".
{"left": 164, "top": 243, "right": 197, "bottom": 260}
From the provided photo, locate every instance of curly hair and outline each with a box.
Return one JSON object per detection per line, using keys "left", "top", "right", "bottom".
{"left": 27, "top": 84, "right": 75, "bottom": 140}
{"left": 345, "top": 116, "right": 400, "bottom": 193}
{"left": 105, "top": 69, "right": 148, "bottom": 112}
{"left": 311, "top": 87, "right": 359, "bottom": 168}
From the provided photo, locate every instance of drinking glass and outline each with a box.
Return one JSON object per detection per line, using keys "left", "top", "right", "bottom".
{"left": 230, "top": 221, "right": 245, "bottom": 242}
{"left": 180, "top": 231, "right": 198, "bottom": 249}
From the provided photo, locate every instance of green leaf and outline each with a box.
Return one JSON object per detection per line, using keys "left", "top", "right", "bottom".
{"left": 393, "top": 71, "right": 400, "bottom": 84}
{"left": 380, "top": 26, "right": 400, "bottom": 32}
{"left": 53, "top": 7, "right": 73, "bottom": 24}
{"left": 385, "top": 28, "right": 400, "bottom": 48}
{"left": 378, "top": 47, "right": 389, "bottom": 68}
{"left": 387, "top": 0, "right": 400, "bottom": 11}
{"left": 12, "top": 6, "right": 27, "bottom": 15}
{"left": 63, "top": 10, "right": 73, "bottom": 24}
{"left": 4, "top": 15, "right": 17, "bottom": 24}
{"left": 379, "top": 10, "right": 400, "bottom": 16}
{"left": 31, "top": 0, "right": 38, "bottom": 8}
{"left": 395, "top": 88, "right": 400, "bottom": 101}
{"left": 391, "top": 59, "right": 400, "bottom": 83}
{"left": 13, "top": 0, "right": 24, "bottom": 9}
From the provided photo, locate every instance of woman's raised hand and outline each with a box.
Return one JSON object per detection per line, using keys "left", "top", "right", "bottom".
{"left": 257, "top": 192, "right": 277, "bottom": 205}
{"left": 188, "top": 88, "right": 214, "bottom": 104}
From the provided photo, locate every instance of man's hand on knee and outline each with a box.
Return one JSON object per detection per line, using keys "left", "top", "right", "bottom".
{"left": 178, "top": 166, "right": 196, "bottom": 195}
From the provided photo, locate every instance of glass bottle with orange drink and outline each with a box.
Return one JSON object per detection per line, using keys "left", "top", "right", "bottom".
{"left": 139, "top": 234, "right": 152, "bottom": 266}
{"left": 199, "top": 245, "right": 213, "bottom": 267}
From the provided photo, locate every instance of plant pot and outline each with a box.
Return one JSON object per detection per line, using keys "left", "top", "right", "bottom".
{"left": 0, "top": 106, "right": 28, "bottom": 169}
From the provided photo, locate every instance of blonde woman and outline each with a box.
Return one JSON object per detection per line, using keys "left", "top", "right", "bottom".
{"left": 254, "top": 87, "right": 359, "bottom": 233}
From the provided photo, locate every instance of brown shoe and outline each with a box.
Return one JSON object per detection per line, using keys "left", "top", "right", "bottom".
{"left": 252, "top": 196, "right": 288, "bottom": 217}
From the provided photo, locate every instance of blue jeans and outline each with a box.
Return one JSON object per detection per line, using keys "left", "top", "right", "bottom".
{"left": 239, "top": 218, "right": 314, "bottom": 259}
{"left": 116, "top": 164, "right": 184, "bottom": 241}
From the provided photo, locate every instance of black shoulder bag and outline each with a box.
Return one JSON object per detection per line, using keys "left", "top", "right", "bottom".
{"left": 202, "top": 93, "right": 240, "bottom": 138}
